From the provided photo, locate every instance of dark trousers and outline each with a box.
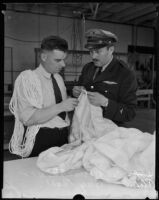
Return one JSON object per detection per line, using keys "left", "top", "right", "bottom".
{"left": 29, "top": 127, "right": 68, "bottom": 157}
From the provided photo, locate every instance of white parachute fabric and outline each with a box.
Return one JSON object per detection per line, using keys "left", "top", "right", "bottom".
{"left": 69, "top": 90, "right": 117, "bottom": 143}
{"left": 37, "top": 91, "right": 155, "bottom": 189}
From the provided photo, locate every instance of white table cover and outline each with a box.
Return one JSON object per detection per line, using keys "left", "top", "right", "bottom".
{"left": 3, "top": 157, "right": 157, "bottom": 199}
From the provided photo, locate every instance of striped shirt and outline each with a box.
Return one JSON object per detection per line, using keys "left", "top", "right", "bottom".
{"left": 18, "top": 64, "right": 70, "bottom": 128}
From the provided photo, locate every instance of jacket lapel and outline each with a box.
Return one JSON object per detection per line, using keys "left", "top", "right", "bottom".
{"left": 93, "top": 58, "right": 116, "bottom": 83}
{"left": 88, "top": 64, "right": 98, "bottom": 82}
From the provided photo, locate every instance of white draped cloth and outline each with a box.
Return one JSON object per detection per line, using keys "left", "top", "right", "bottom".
{"left": 37, "top": 90, "right": 155, "bottom": 189}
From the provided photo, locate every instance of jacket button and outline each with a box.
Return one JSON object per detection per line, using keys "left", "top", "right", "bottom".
{"left": 105, "top": 90, "right": 108, "bottom": 93}
{"left": 91, "top": 85, "right": 94, "bottom": 89}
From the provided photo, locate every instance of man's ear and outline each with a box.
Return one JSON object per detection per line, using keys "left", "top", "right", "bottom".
{"left": 41, "top": 53, "right": 47, "bottom": 62}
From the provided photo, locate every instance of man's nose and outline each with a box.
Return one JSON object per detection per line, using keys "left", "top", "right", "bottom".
{"left": 91, "top": 51, "right": 98, "bottom": 59}
{"left": 60, "top": 60, "right": 65, "bottom": 67}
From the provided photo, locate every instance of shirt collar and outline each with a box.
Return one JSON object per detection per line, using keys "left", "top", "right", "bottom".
{"left": 101, "top": 55, "right": 113, "bottom": 72}
{"left": 38, "top": 64, "right": 52, "bottom": 79}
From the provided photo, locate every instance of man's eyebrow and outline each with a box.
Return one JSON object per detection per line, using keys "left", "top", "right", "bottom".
{"left": 90, "top": 48, "right": 99, "bottom": 51}
{"left": 55, "top": 59, "right": 62, "bottom": 61}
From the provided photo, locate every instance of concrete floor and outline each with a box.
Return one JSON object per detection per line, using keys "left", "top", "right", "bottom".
{"left": 4, "top": 108, "right": 156, "bottom": 161}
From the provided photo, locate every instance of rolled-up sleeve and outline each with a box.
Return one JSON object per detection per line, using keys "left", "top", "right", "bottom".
{"left": 17, "top": 82, "right": 37, "bottom": 124}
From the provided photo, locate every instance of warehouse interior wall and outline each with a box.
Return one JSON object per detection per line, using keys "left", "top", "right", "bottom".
{"left": 3, "top": 9, "right": 156, "bottom": 154}
{"left": 4, "top": 10, "right": 155, "bottom": 90}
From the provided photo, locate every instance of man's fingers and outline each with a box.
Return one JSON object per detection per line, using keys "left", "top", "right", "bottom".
{"left": 87, "top": 94, "right": 95, "bottom": 99}
{"left": 72, "top": 99, "right": 79, "bottom": 105}
{"left": 87, "top": 92, "right": 95, "bottom": 97}
{"left": 73, "top": 87, "right": 81, "bottom": 96}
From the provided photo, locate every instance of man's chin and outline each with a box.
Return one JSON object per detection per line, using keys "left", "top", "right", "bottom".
{"left": 93, "top": 61, "right": 101, "bottom": 66}
{"left": 57, "top": 69, "right": 62, "bottom": 73}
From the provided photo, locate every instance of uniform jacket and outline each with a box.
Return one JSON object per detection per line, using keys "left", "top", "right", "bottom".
{"left": 77, "top": 57, "right": 138, "bottom": 126}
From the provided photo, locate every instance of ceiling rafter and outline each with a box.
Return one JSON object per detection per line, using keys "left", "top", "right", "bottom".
{"left": 120, "top": 5, "right": 156, "bottom": 22}
{"left": 97, "top": 4, "right": 119, "bottom": 20}
{"left": 88, "top": 3, "right": 100, "bottom": 19}
{"left": 4, "top": 2, "right": 159, "bottom": 28}
{"left": 107, "top": 3, "right": 134, "bottom": 20}
{"left": 75, "top": 3, "right": 91, "bottom": 11}
{"left": 114, "top": 4, "right": 153, "bottom": 20}
{"left": 98, "top": 3, "right": 134, "bottom": 21}
{"left": 97, "top": 12, "right": 114, "bottom": 20}
{"left": 127, "top": 12, "right": 157, "bottom": 25}
{"left": 98, "top": 3, "right": 119, "bottom": 11}
{"left": 104, "top": 3, "right": 132, "bottom": 13}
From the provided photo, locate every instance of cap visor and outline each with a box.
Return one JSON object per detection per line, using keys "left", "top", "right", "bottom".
{"left": 85, "top": 43, "right": 108, "bottom": 49}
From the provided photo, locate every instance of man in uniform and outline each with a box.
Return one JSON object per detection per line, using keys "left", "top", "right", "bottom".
{"left": 72, "top": 29, "right": 138, "bottom": 127}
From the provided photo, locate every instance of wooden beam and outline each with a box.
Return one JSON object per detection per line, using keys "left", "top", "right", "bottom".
{"left": 89, "top": 3, "right": 94, "bottom": 14}
{"left": 128, "top": 12, "right": 157, "bottom": 25}
{"left": 97, "top": 3, "right": 119, "bottom": 20}
{"left": 115, "top": 4, "right": 153, "bottom": 20}
{"left": 120, "top": 5, "right": 156, "bottom": 22}
{"left": 88, "top": 3, "right": 100, "bottom": 19}
{"left": 107, "top": 3, "right": 134, "bottom": 21}
{"left": 93, "top": 3, "right": 99, "bottom": 19}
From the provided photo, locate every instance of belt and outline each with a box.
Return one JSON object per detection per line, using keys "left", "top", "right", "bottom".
{"left": 41, "top": 127, "right": 67, "bottom": 131}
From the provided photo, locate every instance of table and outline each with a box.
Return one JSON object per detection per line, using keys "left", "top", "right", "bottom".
{"left": 2, "top": 157, "right": 157, "bottom": 199}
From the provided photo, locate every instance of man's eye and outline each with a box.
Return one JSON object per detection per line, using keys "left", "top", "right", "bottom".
{"left": 55, "top": 59, "right": 61, "bottom": 62}
{"left": 90, "top": 50, "right": 99, "bottom": 54}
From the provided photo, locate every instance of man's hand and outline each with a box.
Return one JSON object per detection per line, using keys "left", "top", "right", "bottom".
{"left": 72, "top": 86, "right": 84, "bottom": 98}
{"left": 87, "top": 91, "right": 108, "bottom": 107}
{"left": 61, "top": 98, "right": 79, "bottom": 112}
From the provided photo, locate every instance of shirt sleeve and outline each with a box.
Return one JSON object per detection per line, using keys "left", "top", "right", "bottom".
{"left": 17, "top": 80, "right": 37, "bottom": 124}
{"left": 102, "top": 71, "right": 138, "bottom": 123}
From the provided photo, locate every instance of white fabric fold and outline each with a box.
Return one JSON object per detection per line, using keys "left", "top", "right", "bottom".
{"left": 69, "top": 90, "right": 117, "bottom": 143}
{"left": 37, "top": 91, "right": 155, "bottom": 189}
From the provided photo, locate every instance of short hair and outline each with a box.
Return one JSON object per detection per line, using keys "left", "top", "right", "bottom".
{"left": 41, "top": 35, "right": 68, "bottom": 52}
